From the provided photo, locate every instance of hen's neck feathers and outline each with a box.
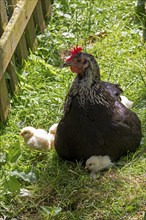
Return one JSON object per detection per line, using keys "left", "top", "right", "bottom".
{"left": 64, "top": 55, "right": 115, "bottom": 114}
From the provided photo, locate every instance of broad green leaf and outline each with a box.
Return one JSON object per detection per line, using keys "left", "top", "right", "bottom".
{"left": 10, "top": 170, "right": 37, "bottom": 183}
{"left": 4, "top": 176, "right": 20, "bottom": 194}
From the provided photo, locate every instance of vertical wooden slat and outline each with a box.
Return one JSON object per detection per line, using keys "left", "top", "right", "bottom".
{"left": 0, "top": 0, "right": 51, "bottom": 123}
{"left": 0, "top": 0, "right": 38, "bottom": 81}
{"left": 7, "top": 56, "right": 18, "bottom": 92}
{"left": 0, "top": 0, "right": 10, "bottom": 123}
{"left": 33, "top": 0, "right": 46, "bottom": 33}
{"left": 0, "top": 75, "right": 9, "bottom": 123}
{"left": 6, "top": 60, "right": 18, "bottom": 94}
{"left": 0, "top": 46, "right": 3, "bottom": 73}
{"left": 25, "top": 16, "right": 36, "bottom": 50}
{"left": 7, "top": 0, "right": 18, "bottom": 18}
{"left": 9, "top": 0, "right": 29, "bottom": 65}
{"left": 15, "top": 32, "right": 29, "bottom": 64}
{"left": 5, "top": 0, "right": 19, "bottom": 93}
{"left": 0, "top": 0, "right": 8, "bottom": 37}
{"left": 41, "top": 0, "right": 51, "bottom": 19}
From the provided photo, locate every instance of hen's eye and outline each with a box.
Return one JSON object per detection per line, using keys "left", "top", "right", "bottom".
{"left": 77, "top": 59, "right": 81, "bottom": 63}
{"left": 83, "top": 59, "right": 88, "bottom": 64}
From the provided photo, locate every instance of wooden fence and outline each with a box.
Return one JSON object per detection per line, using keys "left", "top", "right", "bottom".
{"left": 0, "top": 0, "right": 51, "bottom": 124}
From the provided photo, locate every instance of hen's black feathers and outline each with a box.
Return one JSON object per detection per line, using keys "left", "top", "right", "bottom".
{"left": 55, "top": 52, "right": 142, "bottom": 162}
{"left": 101, "top": 81, "right": 123, "bottom": 100}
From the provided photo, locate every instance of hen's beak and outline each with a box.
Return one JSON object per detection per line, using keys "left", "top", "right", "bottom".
{"left": 63, "top": 63, "right": 69, "bottom": 67}
{"left": 63, "top": 60, "right": 72, "bottom": 67}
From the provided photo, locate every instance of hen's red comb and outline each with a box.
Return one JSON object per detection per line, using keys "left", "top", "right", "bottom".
{"left": 66, "top": 46, "right": 82, "bottom": 61}
{"left": 70, "top": 46, "right": 82, "bottom": 55}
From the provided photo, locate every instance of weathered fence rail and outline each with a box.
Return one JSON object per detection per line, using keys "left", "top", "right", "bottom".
{"left": 0, "top": 0, "right": 51, "bottom": 124}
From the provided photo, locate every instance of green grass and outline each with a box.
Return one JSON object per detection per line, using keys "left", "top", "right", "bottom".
{"left": 0, "top": 0, "right": 146, "bottom": 219}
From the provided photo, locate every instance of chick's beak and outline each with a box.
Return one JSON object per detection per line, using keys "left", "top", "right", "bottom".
{"left": 85, "top": 166, "right": 88, "bottom": 170}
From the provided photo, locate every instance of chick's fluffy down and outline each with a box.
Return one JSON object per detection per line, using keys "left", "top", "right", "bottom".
{"left": 85, "top": 155, "right": 113, "bottom": 173}
{"left": 20, "top": 126, "right": 55, "bottom": 150}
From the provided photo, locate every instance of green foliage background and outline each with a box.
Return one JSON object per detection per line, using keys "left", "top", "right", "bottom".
{"left": 0, "top": 0, "right": 146, "bottom": 219}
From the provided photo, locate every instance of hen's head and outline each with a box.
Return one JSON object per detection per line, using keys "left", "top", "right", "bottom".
{"left": 64, "top": 46, "right": 100, "bottom": 81}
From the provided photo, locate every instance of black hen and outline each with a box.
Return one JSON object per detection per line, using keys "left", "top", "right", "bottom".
{"left": 55, "top": 47, "right": 142, "bottom": 162}
{"left": 100, "top": 81, "right": 123, "bottom": 100}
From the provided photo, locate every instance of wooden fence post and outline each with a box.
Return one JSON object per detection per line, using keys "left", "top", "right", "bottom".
{"left": 8, "top": 0, "right": 29, "bottom": 65}
{"left": 41, "top": 0, "right": 51, "bottom": 19}
{"left": 0, "top": 0, "right": 8, "bottom": 36}
{"left": 0, "top": 76, "right": 9, "bottom": 123}
{"left": 33, "top": 0, "right": 46, "bottom": 33}
{"left": 7, "top": 56, "right": 18, "bottom": 92}
{"left": 0, "top": 0, "right": 51, "bottom": 123}
{"left": 7, "top": 0, "right": 19, "bottom": 18}
{"left": 25, "top": 16, "right": 36, "bottom": 50}
{"left": 0, "top": 0, "right": 38, "bottom": 81}
{"left": 0, "top": 0, "right": 19, "bottom": 95}
{"left": 0, "top": 0, "right": 10, "bottom": 123}
{"left": 15, "top": 32, "right": 29, "bottom": 64}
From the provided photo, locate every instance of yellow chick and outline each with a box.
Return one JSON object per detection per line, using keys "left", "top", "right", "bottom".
{"left": 47, "top": 132, "right": 55, "bottom": 149}
{"left": 85, "top": 155, "right": 114, "bottom": 178}
{"left": 49, "top": 123, "right": 58, "bottom": 135}
{"left": 47, "top": 123, "right": 58, "bottom": 148}
{"left": 20, "top": 126, "right": 52, "bottom": 150}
